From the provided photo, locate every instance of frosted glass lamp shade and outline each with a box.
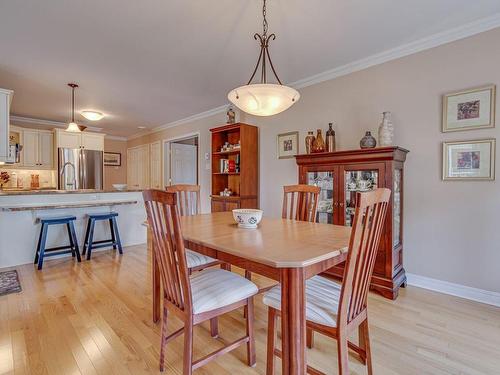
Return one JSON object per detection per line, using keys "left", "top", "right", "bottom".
{"left": 66, "top": 122, "right": 81, "bottom": 132}
{"left": 81, "top": 111, "right": 104, "bottom": 121}
{"left": 228, "top": 83, "right": 300, "bottom": 116}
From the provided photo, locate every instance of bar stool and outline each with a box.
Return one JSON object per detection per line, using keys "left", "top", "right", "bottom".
{"left": 82, "top": 212, "right": 123, "bottom": 260}
{"left": 35, "top": 215, "right": 81, "bottom": 270}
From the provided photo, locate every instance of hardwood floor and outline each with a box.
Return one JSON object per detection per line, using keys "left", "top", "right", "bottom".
{"left": 1, "top": 244, "right": 499, "bottom": 375}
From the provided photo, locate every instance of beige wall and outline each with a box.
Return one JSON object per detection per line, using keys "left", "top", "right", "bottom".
{"left": 128, "top": 28, "right": 500, "bottom": 293}
{"left": 104, "top": 139, "right": 127, "bottom": 189}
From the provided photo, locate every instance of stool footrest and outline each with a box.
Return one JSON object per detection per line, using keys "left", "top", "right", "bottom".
{"left": 87, "top": 242, "right": 118, "bottom": 250}
{"left": 85, "top": 239, "right": 115, "bottom": 245}
{"left": 42, "top": 249, "right": 75, "bottom": 258}
{"left": 43, "top": 244, "right": 74, "bottom": 252}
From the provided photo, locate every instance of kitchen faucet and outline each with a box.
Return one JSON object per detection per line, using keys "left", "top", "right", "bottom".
{"left": 60, "top": 161, "right": 77, "bottom": 189}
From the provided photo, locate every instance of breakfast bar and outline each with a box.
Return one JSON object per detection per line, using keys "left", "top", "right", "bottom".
{"left": 0, "top": 189, "right": 147, "bottom": 268}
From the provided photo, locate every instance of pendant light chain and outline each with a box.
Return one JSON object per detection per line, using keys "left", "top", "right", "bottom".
{"left": 262, "top": 0, "right": 268, "bottom": 38}
{"left": 71, "top": 85, "right": 75, "bottom": 123}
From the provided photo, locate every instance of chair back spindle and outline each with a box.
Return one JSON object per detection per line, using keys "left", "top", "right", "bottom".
{"left": 143, "top": 189, "right": 192, "bottom": 314}
{"left": 282, "top": 184, "right": 320, "bottom": 222}
{"left": 338, "top": 188, "right": 391, "bottom": 325}
{"left": 166, "top": 184, "right": 201, "bottom": 216}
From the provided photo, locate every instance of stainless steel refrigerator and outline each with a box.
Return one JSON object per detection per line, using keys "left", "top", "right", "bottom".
{"left": 58, "top": 148, "right": 103, "bottom": 190}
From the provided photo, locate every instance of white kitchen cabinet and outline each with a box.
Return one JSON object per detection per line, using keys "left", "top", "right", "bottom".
{"left": 150, "top": 141, "right": 162, "bottom": 189}
{"left": 55, "top": 129, "right": 105, "bottom": 151}
{"left": 21, "top": 129, "right": 54, "bottom": 169}
{"left": 127, "top": 144, "right": 150, "bottom": 189}
{"left": 0, "top": 88, "right": 14, "bottom": 163}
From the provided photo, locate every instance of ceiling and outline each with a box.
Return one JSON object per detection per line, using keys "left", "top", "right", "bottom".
{"left": 1, "top": 0, "right": 499, "bottom": 137}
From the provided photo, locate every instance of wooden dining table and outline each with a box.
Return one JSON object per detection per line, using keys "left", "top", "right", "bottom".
{"left": 148, "top": 211, "right": 351, "bottom": 375}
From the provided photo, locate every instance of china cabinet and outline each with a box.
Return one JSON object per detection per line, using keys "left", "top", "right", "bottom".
{"left": 295, "top": 146, "right": 408, "bottom": 299}
{"left": 210, "top": 123, "right": 259, "bottom": 212}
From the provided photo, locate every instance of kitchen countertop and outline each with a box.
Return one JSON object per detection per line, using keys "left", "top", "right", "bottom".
{"left": 0, "top": 188, "right": 143, "bottom": 196}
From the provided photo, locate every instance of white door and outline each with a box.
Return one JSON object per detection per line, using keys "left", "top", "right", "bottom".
{"left": 150, "top": 141, "right": 162, "bottom": 189}
{"left": 22, "top": 130, "right": 39, "bottom": 167}
{"left": 38, "top": 132, "right": 54, "bottom": 168}
{"left": 170, "top": 143, "right": 197, "bottom": 185}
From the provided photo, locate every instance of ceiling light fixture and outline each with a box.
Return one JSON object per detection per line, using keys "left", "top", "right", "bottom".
{"left": 66, "top": 83, "right": 86, "bottom": 132}
{"left": 227, "top": 0, "right": 299, "bottom": 117}
{"left": 81, "top": 110, "right": 104, "bottom": 121}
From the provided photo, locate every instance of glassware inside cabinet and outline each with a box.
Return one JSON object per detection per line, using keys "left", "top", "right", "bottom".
{"left": 344, "top": 170, "right": 378, "bottom": 227}
{"left": 393, "top": 169, "right": 401, "bottom": 247}
{"left": 307, "top": 171, "right": 334, "bottom": 224}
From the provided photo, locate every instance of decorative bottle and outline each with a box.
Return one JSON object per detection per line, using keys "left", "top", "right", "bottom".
{"left": 305, "top": 131, "right": 315, "bottom": 154}
{"left": 326, "top": 123, "right": 336, "bottom": 152}
{"left": 378, "top": 111, "right": 394, "bottom": 146}
{"left": 312, "top": 129, "right": 326, "bottom": 153}
{"left": 360, "top": 131, "right": 376, "bottom": 149}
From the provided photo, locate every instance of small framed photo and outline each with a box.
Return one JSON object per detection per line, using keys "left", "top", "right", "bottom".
{"left": 442, "top": 139, "right": 495, "bottom": 181}
{"left": 442, "top": 85, "right": 496, "bottom": 132}
{"left": 104, "top": 152, "right": 121, "bottom": 166}
{"left": 277, "top": 131, "right": 299, "bottom": 159}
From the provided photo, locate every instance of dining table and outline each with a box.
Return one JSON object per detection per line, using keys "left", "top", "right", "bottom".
{"left": 148, "top": 211, "right": 351, "bottom": 375}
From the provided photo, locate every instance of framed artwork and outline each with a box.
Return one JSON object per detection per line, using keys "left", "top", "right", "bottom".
{"left": 104, "top": 152, "right": 121, "bottom": 166}
{"left": 277, "top": 131, "right": 299, "bottom": 159}
{"left": 442, "top": 139, "right": 495, "bottom": 181}
{"left": 442, "top": 85, "right": 496, "bottom": 132}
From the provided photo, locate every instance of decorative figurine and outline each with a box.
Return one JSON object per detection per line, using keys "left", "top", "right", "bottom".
{"left": 311, "top": 129, "right": 326, "bottom": 153}
{"left": 305, "top": 131, "right": 315, "bottom": 154}
{"left": 226, "top": 107, "right": 236, "bottom": 124}
{"left": 360, "top": 131, "right": 377, "bottom": 149}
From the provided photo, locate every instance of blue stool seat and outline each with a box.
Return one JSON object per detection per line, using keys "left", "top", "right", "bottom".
{"left": 83, "top": 211, "right": 123, "bottom": 260}
{"left": 35, "top": 215, "right": 81, "bottom": 270}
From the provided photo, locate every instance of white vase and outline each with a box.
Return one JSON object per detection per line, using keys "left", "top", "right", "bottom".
{"left": 378, "top": 111, "right": 394, "bottom": 146}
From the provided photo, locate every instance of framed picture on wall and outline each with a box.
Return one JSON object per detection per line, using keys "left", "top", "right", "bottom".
{"left": 277, "top": 131, "right": 299, "bottom": 159}
{"left": 442, "top": 85, "right": 496, "bottom": 132}
{"left": 104, "top": 152, "right": 121, "bottom": 166}
{"left": 442, "top": 139, "right": 495, "bottom": 180}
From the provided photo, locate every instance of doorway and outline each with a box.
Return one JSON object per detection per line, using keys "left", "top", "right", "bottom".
{"left": 163, "top": 134, "right": 199, "bottom": 187}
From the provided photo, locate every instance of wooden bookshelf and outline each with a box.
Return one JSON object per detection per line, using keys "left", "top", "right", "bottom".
{"left": 210, "top": 123, "right": 259, "bottom": 212}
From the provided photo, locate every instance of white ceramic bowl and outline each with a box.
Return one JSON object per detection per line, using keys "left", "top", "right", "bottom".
{"left": 232, "top": 209, "right": 263, "bottom": 229}
{"left": 112, "top": 184, "right": 127, "bottom": 191}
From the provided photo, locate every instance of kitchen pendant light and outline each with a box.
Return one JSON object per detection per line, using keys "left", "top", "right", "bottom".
{"left": 66, "top": 83, "right": 85, "bottom": 132}
{"left": 228, "top": 0, "right": 299, "bottom": 117}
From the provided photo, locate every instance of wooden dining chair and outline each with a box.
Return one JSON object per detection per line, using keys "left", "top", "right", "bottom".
{"left": 166, "top": 184, "right": 221, "bottom": 274}
{"left": 263, "top": 188, "right": 391, "bottom": 375}
{"left": 282, "top": 184, "right": 321, "bottom": 222}
{"left": 144, "top": 189, "right": 258, "bottom": 374}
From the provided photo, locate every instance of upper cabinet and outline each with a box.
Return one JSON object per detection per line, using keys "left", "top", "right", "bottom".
{"left": 55, "top": 129, "right": 105, "bottom": 151}
{"left": 0, "top": 88, "right": 14, "bottom": 163}
{"left": 21, "top": 129, "right": 54, "bottom": 169}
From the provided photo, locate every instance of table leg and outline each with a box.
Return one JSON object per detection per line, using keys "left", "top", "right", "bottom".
{"left": 148, "top": 227, "right": 161, "bottom": 323}
{"left": 280, "top": 268, "right": 306, "bottom": 375}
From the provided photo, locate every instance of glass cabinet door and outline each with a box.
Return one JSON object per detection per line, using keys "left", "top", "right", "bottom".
{"left": 393, "top": 168, "right": 402, "bottom": 248}
{"left": 344, "top": 169, "right": 379, "bottom": 227}
{"left": 307, "top": 171, "right": 334, "bottom": 224}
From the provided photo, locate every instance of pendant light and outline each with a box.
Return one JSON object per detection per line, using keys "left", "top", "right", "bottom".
{"left": 66, "top": 83, "right": 84, "bottom": 132}
{"left": 227, "top": 0, "right": 299, "bottom": 117}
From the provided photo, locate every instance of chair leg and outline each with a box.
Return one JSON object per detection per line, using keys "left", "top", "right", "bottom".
{"left": 246, "top": 297, "right": 256, "bottom": 367}
{"left": 210, "top": 318, "right": 219, "bottom": 338}
{"left": 109, "top": 218, "right": 117, "bottom": 250}
{"left": 67, "top": 223, "right": 75, "bottom": 257}
{"left": 266, "top": 307, "right": 277, "bottom": 375}
{"left": 86, "top": 219, "right": 96, "bottom": 260}
{"left": 307, "top": 328, "right": 314, "bottom": 349}
{"left": 34, "top": 223, "right": 45, "bottom": 264}
{"left": 36, "top": 223, "right": 48, "bottom": 270}
{"left": 69, "top": 221, "right": 82, "bottom": 263}
{"left": 82, "top": 219, "right": 91, "bottom": 255}
{"left": 111, "top": 217, "right": 123, "bottom": 254}
{"left": 359, "top": 319, "right": 373, "bottom": 375}
{"left": 183, "top": 318, "right": 194, "bottom": 375}
{"left": 159, "top": 305, "right": 168, "bottom": 372}
{"left": 337, "top": 330, "right": 350, "bottom": 375}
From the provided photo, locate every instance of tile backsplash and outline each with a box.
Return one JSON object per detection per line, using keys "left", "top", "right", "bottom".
{"left": 0, "top": 169, "right": 57, "bottom": 189}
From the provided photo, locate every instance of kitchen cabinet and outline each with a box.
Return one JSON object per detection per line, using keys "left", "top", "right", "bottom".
{"left": 150, "top": 141, "right": 162, "bottom": 189}
{"left": 55, "top": 129, "right": 105, "bottom": 151}
{"left": 20, "top": 129, "right": 54, "bottom": 169}
{"left": 127, "top": 144, "right": 150, "bottom": 189}
{"left": 0, "top": 88, "right": 14, "bottom": 164}
{"left": 295, "top": 147, "right": 408, "bottom": 300}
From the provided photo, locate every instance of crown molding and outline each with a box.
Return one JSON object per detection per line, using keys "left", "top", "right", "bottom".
{"left": 291, "top": 13, "right": 500, "bottom": 89}
{"left": 122, "top": 13, "right": 499, "bottom": 141}
{"left": 406, "top": 273, "right": 500, "bottom": 307}
{"left": 11, "top": 115, "right": 103, "bottom": 132}
{"left": 105, "top": 135, "right": 128, "bottom": 141}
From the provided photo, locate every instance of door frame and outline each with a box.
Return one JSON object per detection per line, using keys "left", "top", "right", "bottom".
{"left": 162, "top": 132, "right": 200, "bottom": 188}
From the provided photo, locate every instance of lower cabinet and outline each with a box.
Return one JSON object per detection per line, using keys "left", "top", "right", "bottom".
{"left": 210, "top": 196, "right": 240, "bottom": 212}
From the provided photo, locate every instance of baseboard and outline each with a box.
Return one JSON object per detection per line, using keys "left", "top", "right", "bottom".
{"left": 406, "top": 273, "right": 500, "bottom": 308}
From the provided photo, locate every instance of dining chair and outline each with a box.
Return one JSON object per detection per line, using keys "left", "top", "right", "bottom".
{"left": 144, "top": 189, "right": 258, "bottom": 374}
{"left": 166, "top": 184, "right": 221, "bottom": 274}
{"left": 263, "top": 188, "right": 391, "bottom": 375}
